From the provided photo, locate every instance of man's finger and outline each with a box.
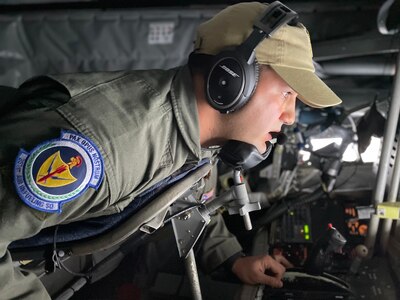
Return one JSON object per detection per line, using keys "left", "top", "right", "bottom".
{"left": 262, "top": 256, "right": 285, "bottom": 278}
{"left": 273, "top": 254, "right": 294, "bottom": 268}
{"left": 261, "top": 274, "right": 283, "bottom": 288}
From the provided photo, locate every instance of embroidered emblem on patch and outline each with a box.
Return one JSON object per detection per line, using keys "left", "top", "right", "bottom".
{"left": 14, "top": 131, "right": 104, "bottom": 213}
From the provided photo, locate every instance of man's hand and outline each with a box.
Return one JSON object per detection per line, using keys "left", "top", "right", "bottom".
{"left": 231, "top": 254, "right": 293, "bottom": 288}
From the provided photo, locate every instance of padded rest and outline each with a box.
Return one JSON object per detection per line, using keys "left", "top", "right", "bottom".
{"left": 10, "top": 159, "right": 210, "bottom": 250}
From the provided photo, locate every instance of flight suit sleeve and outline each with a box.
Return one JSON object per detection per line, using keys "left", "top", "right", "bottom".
{"left": 198, "top": 212, "right": 243, "bottom": 274}
{"left": 0, "top": 245, "right": 51, "bottom": 300}
{"left": 0, "top": 81, "right": 109, "bottom": 299}
{"left": 0, "top": 165, "right": 54, "bottom": 299}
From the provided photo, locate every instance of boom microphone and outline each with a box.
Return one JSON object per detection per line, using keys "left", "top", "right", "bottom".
{"left": 270, "top": 132, "right": 287, "bottom": 145}
{"left": 277, "top": 132, "right": 287, "bottom": 145}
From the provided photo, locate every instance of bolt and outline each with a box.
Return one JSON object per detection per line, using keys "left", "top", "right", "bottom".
{"left": 183, "top": 212, "right": 191, "bottom": 220}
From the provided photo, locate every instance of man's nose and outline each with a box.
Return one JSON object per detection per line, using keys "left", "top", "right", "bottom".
{"left": 281, "top": 98, "right": 297, "bottom": 125}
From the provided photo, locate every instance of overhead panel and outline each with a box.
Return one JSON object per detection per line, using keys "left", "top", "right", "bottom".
{"left": 0, "top": 8, "right": 218, "bottom": 86}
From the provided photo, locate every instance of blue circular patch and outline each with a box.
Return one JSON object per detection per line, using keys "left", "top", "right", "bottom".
{"left": 32, "top": 146, "right": 88, "bottom": 195}
{"left": 14, "top": 130, "right": 104, "bottom": 213}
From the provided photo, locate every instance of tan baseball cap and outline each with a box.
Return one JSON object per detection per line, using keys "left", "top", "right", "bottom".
{"left": 194, "top": 2, "right": 342, "bottom": 108}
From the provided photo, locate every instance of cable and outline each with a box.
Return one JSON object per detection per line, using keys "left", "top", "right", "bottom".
{"left": 333, "top": 163, "right": 359, "bottom": 191}
{"left": 52, "top": 226, "right": 89, "bottom": 278}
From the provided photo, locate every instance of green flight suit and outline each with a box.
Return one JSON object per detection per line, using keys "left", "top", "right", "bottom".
{"left": 0, "top": 66, "right": 242, "bottom": 299}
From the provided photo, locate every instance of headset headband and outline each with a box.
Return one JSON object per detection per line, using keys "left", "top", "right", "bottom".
{"left": 238, "top": 1, "right": 298, "bottom": 64}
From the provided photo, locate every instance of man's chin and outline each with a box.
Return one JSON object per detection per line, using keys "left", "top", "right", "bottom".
{"left": 256, "top": 142, "right": 267, "bottom": 154}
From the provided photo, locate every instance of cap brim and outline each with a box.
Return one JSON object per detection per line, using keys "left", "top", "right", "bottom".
{"left": 270, "top": 65, "right": 342, "bottom": 108}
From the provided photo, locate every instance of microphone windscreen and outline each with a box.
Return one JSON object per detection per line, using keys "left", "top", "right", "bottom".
{"left": 277, "top": 133, "right": 287, "bottom": 145}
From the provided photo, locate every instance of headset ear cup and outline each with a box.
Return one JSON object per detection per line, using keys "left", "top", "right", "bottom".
{"left": 206, "top": 52, "right": 246, "bottom": 113}
{"left": 206, "top": 51, "right": 260, "bottom": 113}
{"left": 227, "top": 59, "right": 260, "bottom": 112}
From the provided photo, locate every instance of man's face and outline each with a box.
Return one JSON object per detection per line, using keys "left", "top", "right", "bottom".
{"left": 222, "top": 67, "right": 297, "bottom": 153}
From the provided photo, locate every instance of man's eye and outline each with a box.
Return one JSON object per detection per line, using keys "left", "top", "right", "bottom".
{"left": 282, "top": 92, "right": 291, "bottom": 99}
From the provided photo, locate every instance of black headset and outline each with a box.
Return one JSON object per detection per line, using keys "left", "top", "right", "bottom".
{"left": 205, "top": 1, "right": 298, "bottom": 114}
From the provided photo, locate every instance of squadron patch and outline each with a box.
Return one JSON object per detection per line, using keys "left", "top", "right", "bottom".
{"left": 14, "top": 131, "right": 104, "bottom": 213}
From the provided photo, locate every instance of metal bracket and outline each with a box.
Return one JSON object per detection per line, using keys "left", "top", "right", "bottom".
{"left": 171, "top": 205, "right": 209, "bottom": 258}
{"left": 170, "top": 190, "right": 210, "bottom": 258}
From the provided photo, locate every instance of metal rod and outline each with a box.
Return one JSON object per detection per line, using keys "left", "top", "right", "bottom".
{"left": 380, "top": 138, "right": 400, "bottom": 254}
{"left": 233, "top": 170, "right": 253, "bottom": 230}
{"left": 364, "top": 52, "right": 400, "bottom": 257}
{"left": 184, "top": 249, "right": 202, "bottom": 300}
{"left": 233, "top": 170, "right": 241, "bottom": 184}
{"left": 203, "top": 188, "right": 236, "bottom": 215}
{"left": 321, "top": 57, "right": 396, "bottom": 76}
{"left": 54, "top": 277, "right": 88, "bottom": 300}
